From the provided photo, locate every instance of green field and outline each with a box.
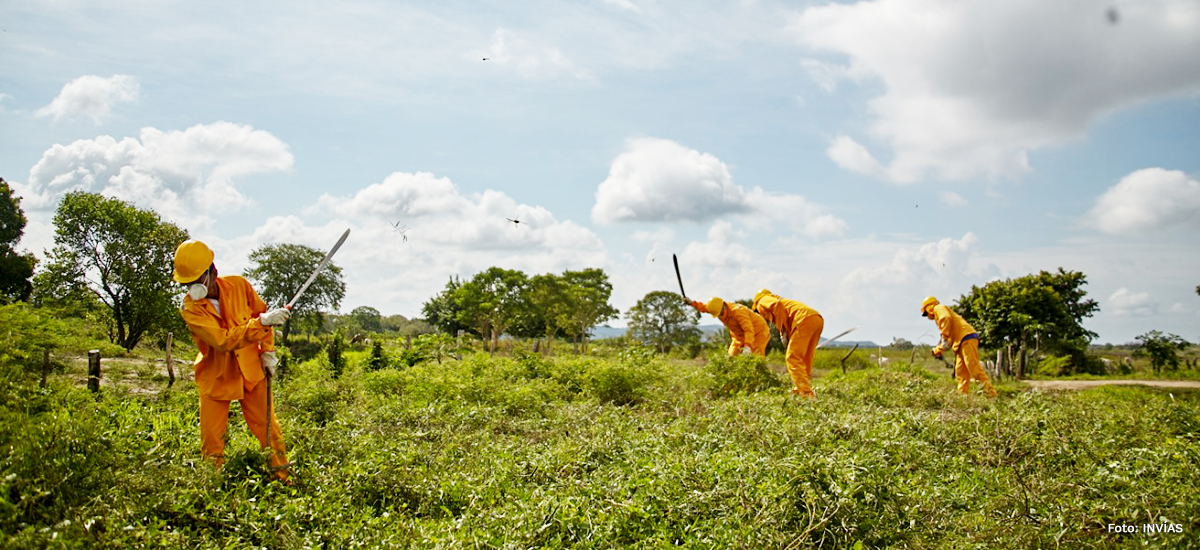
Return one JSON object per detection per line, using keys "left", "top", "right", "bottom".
{"left": 2, "top": 343, "right": 1198, "bottom": 548}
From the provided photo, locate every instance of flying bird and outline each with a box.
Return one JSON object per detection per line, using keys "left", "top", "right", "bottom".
{"left": 482, "top": 57, "right": 490, "bottom": 61}
{"left": 390, "top": 221, "right": 410, "bottom": 242}
{"left": 506, "top": 216, "right": 522, "bottom": 226}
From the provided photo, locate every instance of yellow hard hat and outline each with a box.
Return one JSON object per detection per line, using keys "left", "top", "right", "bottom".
{"left": 920, "top": 296, "right": 939, "bottom": 317}
{"left": 173, "top": 240, "right": 214, "bottom": 283}
{"left": 752, "top": 288, "right": 773, "bottom": 311}
{"left": 705, "top": 297, "right": 725, "bottom": 316}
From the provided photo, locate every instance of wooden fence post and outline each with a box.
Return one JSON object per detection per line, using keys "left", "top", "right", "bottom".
{"left": 40, "top": 349, "right": 50, "bottom": 388}
{"left": 1018, "top": 348, "right": 1027, "bottom": 380}
{"left": 996, "top": 349, "right": 1005, "bottom": 382}
{"left": 87, "top": 349, "right": 101, "bottom": 392}
{"left": 406, "top": 335, "right": 413, "bottom": 349}
{"left": 166, "top": 333, "right": 176, "bottom": 388}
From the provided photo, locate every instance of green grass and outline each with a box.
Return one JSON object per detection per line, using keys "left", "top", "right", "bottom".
{"left": 2, "top": 347, "right": 1198, "bottom": 548}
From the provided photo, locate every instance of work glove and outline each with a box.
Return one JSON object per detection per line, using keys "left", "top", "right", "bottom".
{"left": 931, "top": 345, "right": 944, "bottom": 359}
{"left": 260, "top": 307, "right": 291, "bottom": 326}
{"left": 261, "top": 351, "right": 278, "bottom": 378}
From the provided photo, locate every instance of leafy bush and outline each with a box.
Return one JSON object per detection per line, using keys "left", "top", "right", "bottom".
{"left": 0, "top": 303, "right": 123, "bottom": 379}
{"left": 704, "top": 352, "right": 785, "bottom": 397}
{"left": 1037, "top": 354, "right": 1072, "bottom": 377}
{"left": 583, "top": 348, "right": 659, "bottom": 406}
{"left": 4, "top": 345, "right": 1200, "bottom": 548}
{"left": 326, "top": 332, "right": 346, "bottom": 378}
{"left": 366, "top": 340, "right": 389, "bottom": 371}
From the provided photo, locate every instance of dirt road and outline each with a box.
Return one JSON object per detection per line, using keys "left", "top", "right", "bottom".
{"left": 1023, "top": 379, "right": 1200, "bottom": 391}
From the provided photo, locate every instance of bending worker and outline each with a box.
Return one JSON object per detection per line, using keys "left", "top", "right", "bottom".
{"left": 753, "top": 289, "right": 824, "bottom": 398}
{"left": 687, "top": 297, "right": 770, "bottom": 357}
{"left": 173, "top": 240, "right": 293, "bottom": 481}
{"left": 920, "top": 296, "right": 997, "bottom": 397}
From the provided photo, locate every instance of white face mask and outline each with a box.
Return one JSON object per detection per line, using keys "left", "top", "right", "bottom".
{"left": 186, "top": 271, "right": 210, "bottom": 301}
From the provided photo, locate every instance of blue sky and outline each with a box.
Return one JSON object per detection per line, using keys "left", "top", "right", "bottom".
{"left": 2, "top": 0, "right": 1199, "bottom": 345}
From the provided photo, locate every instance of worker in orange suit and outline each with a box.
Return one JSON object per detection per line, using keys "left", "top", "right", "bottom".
{"left": 921, "top": 296, "right": 996, "bottom": 397}
{"left": 752, "top": 289, "right": 824, "bottom": 398}
{"left": 173, "top": 239, "right": 294, "bottom": 481}
{"left": 687, "top": 296, "right": 770, "bottom": 357}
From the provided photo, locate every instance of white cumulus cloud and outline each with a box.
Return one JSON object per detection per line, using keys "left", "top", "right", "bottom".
{"left": 593, "top": 137, "right": 749, "bottom": 224}
{"left": 827, "top": 135, "right": 888, "bottom": 180}
{"left": 36, "top": 74, "right": 141, "bottom": 123}
{"left": 680, "top": 220, "right": 753, "bottom": 268}
{"left": 843, "top": 232, "right": 981, "bottom": 289}
{"left": 1107, "top": 287, "right": 1157, "bottom": 317}
{"left": 1084, "top": 167, "right": 1200, "bottom": 234}
{"left": 291, "top": 171, "right": 608, "bottom": 317}
{"left": 789, "top": 0, "right": 1200, "bottom": 183}
{"left": 19, "top": 122, "right": 293, "bottom": 230}
{"left": 592, "top": 137, "right": 847, "bottom": 238}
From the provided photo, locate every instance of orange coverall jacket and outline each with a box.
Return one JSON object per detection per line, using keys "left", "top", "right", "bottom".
{"left": 180, "top": 275, "right": 274, "bottom": 400}
{"left": 718, "top": 302, "right": 770, "bottom": 356}
{"left": 755, "top": 295, "right": 820, "bottom": 338}
{"left": 931, "top": 304, "right": 976, "bottom": 351}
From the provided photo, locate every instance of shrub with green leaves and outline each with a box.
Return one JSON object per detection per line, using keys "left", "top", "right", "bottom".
{"left": 704, "top": 351, "right": 785, "bottom": 397}
{"left": 366, "top": 340, "right": 389, "bottom": 371}
{"left": 3, "top": 346, "right": 1199, "bottom": 548}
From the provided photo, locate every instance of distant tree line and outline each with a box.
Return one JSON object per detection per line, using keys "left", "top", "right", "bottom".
{"left": 422, "top": 267, "right": 618, "bottom": 353}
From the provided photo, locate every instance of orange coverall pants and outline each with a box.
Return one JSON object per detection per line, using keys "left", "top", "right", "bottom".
{"left": 786, "top": 315, "right": 824, "bottom": 398}
{"left": 199, "top": 378, "right": 289, "bottom": 480}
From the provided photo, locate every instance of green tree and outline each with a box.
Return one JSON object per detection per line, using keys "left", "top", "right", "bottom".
{"left": 422, "top": 276, "right": 472, "bottom": 336}
{"left": 0, "top": 178, "right": 36, "bottom": 304}
{"left": 243, "top": 243, "right": 346, "bottom": 343}
{"left": 34, "top": 192, "right": 188, "bottom": 351}
{"left": 561, "top": 268, "right": 619, "bottom": 353}
{"left": 455, "top": 267, "right": 530, "bottom": 352}
{"left": 890, "top": 337, "right": 914, "bottom": 350}
{"left": 955, "top": 268, "right": 1099, "bottom": 371}
{"left": 1135, "top": 331, "right": 1190, "bottom": 374}
{"left": 349, "top": 306, "right": 383, "bottom": 333}
{"left": 627, "top": 290, "right": 701, "bottom": 354}
{"left": 522, "top": 273, "right": 567, "bottom": 351}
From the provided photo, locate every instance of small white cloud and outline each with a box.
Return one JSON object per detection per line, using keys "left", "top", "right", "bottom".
{"left": 741, "top": 188, "right": 848, "bottom": 239}
{"left": 482, "top": 28, "right": 593, "bottom": 81}
{"left": 22, "top": 122, "right": 293, "bottom": 230}
{"left": 680, "top": 220, "right": 753, "bottom": 268}
{"left": 35, "top": 75, "right": 141, "bottom": 123}
{"left": 592, "top": 137, "right": 750, "bottom": 224}
{"left": 827, "top": 135, "right": 888, "bottom": 180}
{"left": 1107, "top": 287, "right": 1157, "bottom": 317}
{"left": 1084, "top": 168, "right": 1200, "bottom": 234}
{"left": 940, "top": 191, "right": 968, "bottom": 207}
{"left": 1169, "top": 302, "right": 1190, "bottom": 314}
{"left": 843, "top": 232, "right": 980, "bottom": 289}
{"left": 593, "top": 137, "right": 848, "bottom": 238}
